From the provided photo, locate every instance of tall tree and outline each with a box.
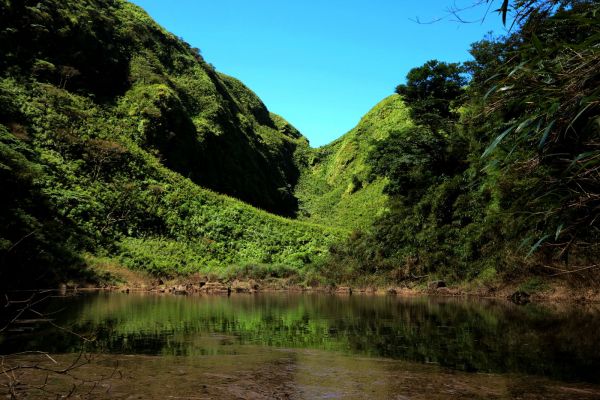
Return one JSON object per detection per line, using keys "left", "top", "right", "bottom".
{"left": 395, "top": 60, "right": 466, "bottom": 132}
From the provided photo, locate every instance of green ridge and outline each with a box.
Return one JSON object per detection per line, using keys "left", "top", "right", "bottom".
{"left": 295, "top": 95, "right": 412, "bottom": 230}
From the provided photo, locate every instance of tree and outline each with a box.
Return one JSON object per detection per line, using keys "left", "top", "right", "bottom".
{"left": 395, "top": 60, "right": 466, "bottom": 131}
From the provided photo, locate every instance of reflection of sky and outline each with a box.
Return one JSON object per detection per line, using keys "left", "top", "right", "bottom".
{"left": 129, "top": 0, "right": 506, "bottom": 147}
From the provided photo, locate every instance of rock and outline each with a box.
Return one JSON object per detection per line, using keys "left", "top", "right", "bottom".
{"left": 199, "top": 282, "right": 230, "bottom": 294}
{"left": 172, "top": 285, "right": 188, "bottom": 295}
{"left": 436, "top": 287, "right": 452, "bottom": 295}
{"left": 335, "top": 286, "right": 352, "bottom": 295}
{"left": 428, "top": 280, "right": 446, "bottom": 290}
{"left": 231, "top": 280, "right": 251, "bottom": 293}
{"left": 58, "top": 283, "right": 67, "bottom": 295}
{"left": 387, "top": 288, "right": 397, "bottom": 295}
{"left": 188, "top": 273, "right": 206, "bottom": 284}
{"left": 248, "top": 279, "right": 260, "bottom": 291}
{"left": 509, "top": 290, "right": 530, "bottom": 305}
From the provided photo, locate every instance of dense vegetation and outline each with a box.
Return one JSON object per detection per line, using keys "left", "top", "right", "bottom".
{"left": 294, "top": 95, "right": 412, "bottom": 230}
{"left": 0, "top": 0, "right": 339, "bottom": 288}
{"left": 0, "top": 0, "right": 597, "bottom": 289}
{"left": 324, "top": 0, "right": 599, "bottom": 285}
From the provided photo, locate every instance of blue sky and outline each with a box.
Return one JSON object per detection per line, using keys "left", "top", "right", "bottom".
{"left": 130, "top": 0, "right": 505, "bottom": 146}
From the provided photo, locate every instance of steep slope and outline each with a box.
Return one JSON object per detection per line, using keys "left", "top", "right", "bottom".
{"left": 295, "top": 95, "right": 412, "bottom": 230}
{"left": 0, "top": 0, "right": 307, "bottom": 216}
{"left": 0, "top": 0, "right": 337, "bottom": 287}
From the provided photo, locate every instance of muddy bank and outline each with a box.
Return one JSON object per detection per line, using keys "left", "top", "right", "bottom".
{"left": 3, "top": 348, "right": 600, "bottom": 399}
{"left": 70, "top": 265, "right": 600, "bottom": 305}
{"left": 43, "top": 260, "right": 597, "bottom": 304}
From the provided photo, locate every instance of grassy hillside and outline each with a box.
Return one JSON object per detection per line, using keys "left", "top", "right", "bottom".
{"left": 295, "top": 95, "right": 412, "bottom": 230}
{"left": 0, "top": 0, "right": 340, "bottom": 288}
{"left": 0, "top": 0, "right": 309, "bottom": 217}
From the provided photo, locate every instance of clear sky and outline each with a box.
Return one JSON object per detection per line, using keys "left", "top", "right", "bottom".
{"left": 130, "top": 0, "right": 505, "bottom": 147}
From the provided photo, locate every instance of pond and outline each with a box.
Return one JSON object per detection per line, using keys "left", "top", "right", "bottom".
{"left": 1, "top": 292, "right": 600, "bottom": 399}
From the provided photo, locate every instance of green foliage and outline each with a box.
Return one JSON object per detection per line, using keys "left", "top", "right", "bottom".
{"left": 480, "top": 2, "right": 600, "bottom": 263}
{"left": 325, "top": 2, "right": 599, "bottom": 284}
{"left": 518, "top": 277, "right": 549, "bottom": 293}
{"left": 395, "top": 60, "right": 466, "bottom": 131}
{"left": 0, "top": 124, "right": 85, "bottom": 287}
{"left": 0, "top": 0, "right": 309, "bottom": 217}
{"left": 0, "top": 0, "right": 340, "bottom": 286}
{"left": 294, "top": 95, "right": 412, "bottom": 230}
{"left": 1, "top": 0, "right": 597, "bottom": 288}
{"left": 369, "top": 126, "right": 466, "bottom": 199}
{"left": 486, "top": 0, "right": 589, "bottom": 27}
{"left": 0, "top": 74, "right": 341, "bottom": 283}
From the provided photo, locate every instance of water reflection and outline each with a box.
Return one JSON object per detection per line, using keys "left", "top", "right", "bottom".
{"left": 2, "top": 292, "right": 600, "bottom": 384}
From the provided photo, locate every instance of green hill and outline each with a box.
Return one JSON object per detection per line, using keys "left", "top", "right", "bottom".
{"left": 0, "top": 0, "right": 310, "bottom": 217}
{"left": 295, "top": 95, "right": 412, "bottom": 230}
{"left": 0, "top": 0, "right": 339, "bottom": 287}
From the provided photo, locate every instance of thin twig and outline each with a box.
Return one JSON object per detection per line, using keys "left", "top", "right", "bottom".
{"left": 551, "top": 264, "right": 600, "bottom": 276}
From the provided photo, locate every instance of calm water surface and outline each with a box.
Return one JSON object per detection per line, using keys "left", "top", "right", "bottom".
{"left": 2, "top": 292, "right": 600, "bottom": 399}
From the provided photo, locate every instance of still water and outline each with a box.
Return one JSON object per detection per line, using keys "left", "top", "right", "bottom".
{"left": 2, "top": 292, "right": 600, "bottom": 399}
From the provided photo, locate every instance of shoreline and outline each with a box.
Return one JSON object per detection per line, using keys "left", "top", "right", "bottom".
{"left": 32, "top": 274, "right": 600, "bottom": 306}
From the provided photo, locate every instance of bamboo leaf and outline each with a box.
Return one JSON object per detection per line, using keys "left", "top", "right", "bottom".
{"left": 568, "top": 151, "right": 596, "bottom": 169}
{"left": 508, "top": 62, "right": 527, "bottom": 77}
{"left": 538, "top": 120, "right": 555, "bottom": 149}
{"left": 484, "top": 84, "right": 498, "bottom": 101}
{"left": 482, "top": 126, "right": 513, "bottom": 158}
{"left": 515, "top": 117, "right": 533, "bottom": 134}
{"left": 567, "top": 103, "right": 593, "bottom": 132}
{"left": 500, "top": 0, "right": 510, "bottom": 25}
{"left": 527, "top": 235, "right": 550, "bottom": 258}
{"left": 518, "top": 237, "right": 532, "bottom": 250}
{"left": 531, "top": 34, "right": 544, "bottom": 54}
{"left": 555, "top": 224, "right": 563, "bottom": 241}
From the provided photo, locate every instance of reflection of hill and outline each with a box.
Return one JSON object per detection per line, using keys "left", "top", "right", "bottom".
{"left": 6, "top": 293, "right": 600, "bottom": 383}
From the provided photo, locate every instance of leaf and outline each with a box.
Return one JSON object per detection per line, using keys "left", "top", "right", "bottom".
{"left": 527, "top": 235, "right": 550, "bottom": 258}
{"left": 507, "top": 62, "right": 528, "bottom": 78}
{"left": 567, "top": 103, "right": 593, "bottom": 132}
{"left": 484, "top": 84, "right": 498, "bottom": 101}
{"left": 482, "top": 126, "right": 513, "bottom": 158}
{"left": 531, "top": 34, "right": 544, "bottom": 54}
{"left": 538, "top": 120, "right": 555, "bottom": 149}
{"left": 499, "top": 0, "right": 510, "bottom": 25}
{"left": 515, "top": 117, "right": 533, "bottom": 134}
{"left": 483, "top": 73, "right": 502, "bottom": 85}
{"left": 498, "top": 85, "right": 514, "bottom": 92}
{"left": 554, "top": 224, "right": 563, "bottom": 241}
{"left": 517, "top": 237, "right": 532, "bottom": 251}
{"left": 568, "top": 151, "right": 596, "bottom": 170}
